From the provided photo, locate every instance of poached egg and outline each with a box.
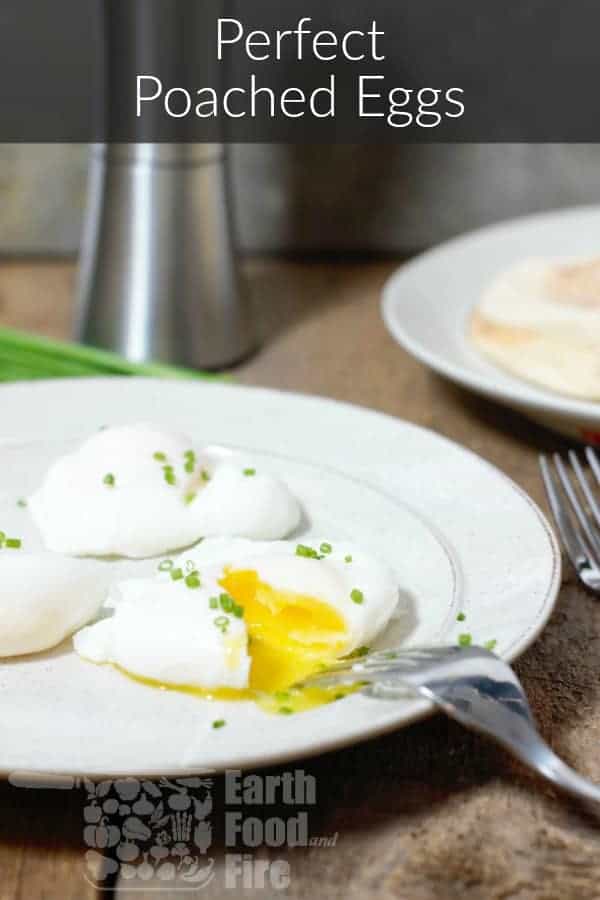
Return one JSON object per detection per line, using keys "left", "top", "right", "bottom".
{"left": 0, "top": 552, "right": 112, "bottom": 657}
{"left": 29, "top": 424, "right": 301, "bottom": 558}
{"left": 73, "top": 537, "right": 400, "bottom": 713}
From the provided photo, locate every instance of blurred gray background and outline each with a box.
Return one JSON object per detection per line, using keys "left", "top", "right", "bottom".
{"left": 2, "top": 144, "right": 599, "bottom": 256}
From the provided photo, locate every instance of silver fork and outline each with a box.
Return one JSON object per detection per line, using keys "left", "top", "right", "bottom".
{"left": 299, "top": 645, "right": 600, "bottom": 806}
{"left": 539, "top": 448, "right": 600, "bottom": 592}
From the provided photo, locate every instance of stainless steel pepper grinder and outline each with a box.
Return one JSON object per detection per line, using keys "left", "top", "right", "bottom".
{"left": 74, "top": 0, "right": 254, "bottom": 369}
{"left": 75, "top": 143, "right": 254, "bottom": 369}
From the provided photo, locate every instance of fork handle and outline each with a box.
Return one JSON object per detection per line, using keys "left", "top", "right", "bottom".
{"left": 414, "top": 683, "right": 600, "bottom": 807}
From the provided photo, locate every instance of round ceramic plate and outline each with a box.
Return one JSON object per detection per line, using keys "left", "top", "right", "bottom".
{"left": 0, "top": 378, "right": 560, "bottom": 776}
{"left": 382, "top": 205, "right": 600, "bottom": 442}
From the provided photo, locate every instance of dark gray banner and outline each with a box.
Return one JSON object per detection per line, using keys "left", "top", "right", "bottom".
{"left": 1, "top": 0, "right": 599, "bottom": 141}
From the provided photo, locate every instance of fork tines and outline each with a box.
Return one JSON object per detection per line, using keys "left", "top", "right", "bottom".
{"left": 539, "top": 447, "right": 600, "bottom": 590}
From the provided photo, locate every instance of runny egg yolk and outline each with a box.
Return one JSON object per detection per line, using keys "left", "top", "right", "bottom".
{"left": 219, "top": 569, "right": 348, "bottom": 695}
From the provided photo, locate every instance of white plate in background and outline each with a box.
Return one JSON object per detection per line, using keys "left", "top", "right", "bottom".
{"left": 0, "top": 378, "right": 560, "bottom": 775}
{"left": 382, "top": 205, "right": 600, "bottom": 442}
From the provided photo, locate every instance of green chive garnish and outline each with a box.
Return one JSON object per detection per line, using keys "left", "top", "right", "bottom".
{"left": 214, "top": 615, "right": 229, "bottom": 634}
{"left": 212, "top": 719, "right": 226, "bottom": 729}
{"left": 320, "top": 542, "right": 332, "bottom": 555}
{"left": 278, "top": 707, "right": 294, "bottom": 715}
{"left": 201, "top": 469, "right": 211, "bottom": 482}
{"left": 185, "top": 573, "right": 201, "bottom": 589}
{"left": 184, "top": 491, "right": 197, "bottom": 505}
{"left": 344, "top": 554, "right": 352, "bottom": 563}
{"left": 219, "top": 593, "right": 234, "bottom": 613}
{"left": 153, "top": 452, "right": 167, "bottom": 462}
{"left": 295, "top": 544, "right": 321, "bottom": 559}
{"left": 184, "top": 451, "right": 196, "bottom": 473}
{"left": 350, "top": 588, "right": 364, "bottom": 605}
{"left": 0, "top": 531, "right": 6, "bottom": 545}
{"left": 456, "top": 612, "right": 466, "bottom": 622}
{"left": 484, "top": 639, "right": 497, "bottom": 651}
{"left": 243, "top": 468, "right": 256, "bottom": 477}
{"left": 275, "top": 691, "right": 291, "bottom": 702}
{"left": 17, "top": 499, "right": 27, "bottom": 508}
{"left": 170, "top": 567, "right": 184, "bottom": 581}
{"left": 209, "top": 596, "right": 219, "bottom": 610}
{"left": 458, "top": 633, "right": 472, "bottom": 647}
{"left": 158, "top": 559, "right": 174, "bottom": 572}
{"left": 103, "top": 473, "right": 115, "bottom": 487}
{"left": 5, "top": 538, "right": 21, "bottom": 549}
{"left": 163, "top": 466, "right": 176, "bottom": 486}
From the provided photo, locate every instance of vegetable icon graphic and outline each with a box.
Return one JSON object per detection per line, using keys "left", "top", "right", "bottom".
{"left": 84, "top": 817, "right": 120, "bottom": 850}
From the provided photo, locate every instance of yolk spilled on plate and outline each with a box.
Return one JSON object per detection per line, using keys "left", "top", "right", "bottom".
{"left": 119, "top": 569, "right": 361, "bottom": 714}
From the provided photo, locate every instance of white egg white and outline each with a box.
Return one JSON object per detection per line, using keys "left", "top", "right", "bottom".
{"left": 74, "top": 578, "right": 250, "bottom": 690}
{"left": 28, "top": 424, "right": 301, "bottom": 558}
{"left": 0, "top": 553, "right": 111, "bottom": 657}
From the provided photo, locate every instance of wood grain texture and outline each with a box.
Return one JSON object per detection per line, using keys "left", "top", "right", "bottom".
{"left": 1, "top": 259, "right": 600, "bottom": 900}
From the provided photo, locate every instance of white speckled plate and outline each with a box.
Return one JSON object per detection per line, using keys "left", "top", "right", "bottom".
{"left": 0, "top": 378, "right": 560, "bottom": 776}
{"left": 382, "top": 205, "right": 600, "bottom": 442}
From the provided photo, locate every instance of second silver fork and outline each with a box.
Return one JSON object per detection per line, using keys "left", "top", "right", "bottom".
{"left": 540, "top": 447, "right": 600, "bottom": 592}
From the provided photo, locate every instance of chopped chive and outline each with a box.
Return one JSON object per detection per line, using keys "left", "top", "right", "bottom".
{"left": 170, "top": 567, "right": 184, "bottom": 581}
{"left": 458, "top": 633, "right": 472, "bottom": 647}
{"left": 232, "top": 603, "right": 244, "bottom": 619}
{"left": 212, "top": 719, "right": 226, "bottom": 729}
{"left": 185, "top": 573, "right": 201, "bottom": 589}
{"left": 200, "top": 469, "right": 211, "bottom": 482}
{"left": 214, "top": 615, "right": 230, "bottom": 634}
{"left": 219, "top": 593, "right": 234, "bottom": 613}
{"left": 158, "top": 559, "right": 174, "bottom": 572}
{"left": 333, "top": 693, "right": 345, "bottom": 701}
{"left": 184, "top": 491, "right": 197, "bottom": 505}
{"left": 184, "top": 451, "right": 196, "bottom": 474}
{"left": 17, "top": 498, "right": 27, "bottom": 508}
{"left": 275, "top": 691, "right": 291, "bottom": 702}
{"left": 103, "top": 473, "right": 115, "bottom": 487}
{"left": 5, "top": 538, "right": 21, "bottom": 549}
{"left": 295, "top": 544, "right": 321, "bottom": 559}
{"left": 163, "top": 466, "right": 176, "bottom": 486}
{"left": 243, "top": 468, "right": 256, "bottom": 477}
{"left": 456, "top": 612, "right": 466, "bottom": 622}
{"left": 209, "top": 596, "right": 219, "bottom": 610}
{"left": 184, "top": 560, "right": 195, "bottom": 572}
{"left": 278, "top": 707, "right": 294, "bottom": 715}
{"left": 153, "top": 451, "right": 167, "bottom": 462}
{"left": 484, "top": 639, "right": 497, "bottom": 651}
{"left": 344, "top": 554, "right": 353, "bottom": 563}
{"left": 320, "top": 542, "right": 333, "bottom": 555}
{"left": 350, "top": 588, "right": 364, "bottom": 605}
{"left": 0, "top": 531, "right": 5, "bottom": 545}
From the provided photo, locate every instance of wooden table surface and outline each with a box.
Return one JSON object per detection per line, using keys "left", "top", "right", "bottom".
{"left": 1, "top": 259, "right": 599, "bottom": 900}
